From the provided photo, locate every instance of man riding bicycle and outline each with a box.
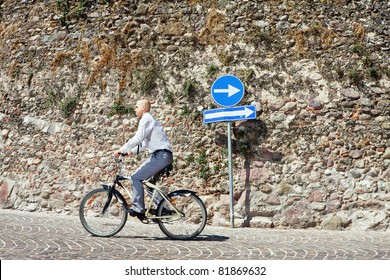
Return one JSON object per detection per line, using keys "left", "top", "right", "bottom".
{"left": 114, "top": 99, "right": 173, "bottom": 221}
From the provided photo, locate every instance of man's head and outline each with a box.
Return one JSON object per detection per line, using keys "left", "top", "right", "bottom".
{"left": 135, "top": 99, "right": 151, "bottom": 118}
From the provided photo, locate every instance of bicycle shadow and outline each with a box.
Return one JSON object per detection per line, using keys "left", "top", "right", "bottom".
{"left": 114, "top": 234, "right": 229, "bottom": 242}
{"left": 214, "top": 119, "right": 283, "bottom": 227}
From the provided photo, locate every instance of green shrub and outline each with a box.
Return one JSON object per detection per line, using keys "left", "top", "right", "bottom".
{"left": 183, "top": 79, "right": 196, "bottom": 97}
{"left": 180, "top": 104, "right": 190, "bottom": 116}
{"left": 109, "top": 100, "right": 135, "bottom": 117}
{"left": 164, "top": 91, "right": 175, "bottom": 104}
{"left": 61, "top": 95, "right": 80, "bottom": 118}
{"left": 207, "top": 64, "right": 219, "bottom": 77}
{"left": 367, "top": 67, "right": 380, "bottom": 79}
{"left": 349, "top": 69, "right": 363, "bottom": 85}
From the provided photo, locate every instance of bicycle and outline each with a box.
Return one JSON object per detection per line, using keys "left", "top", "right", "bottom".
{"left": 79, "top": 155, "right": 207, "bottom": 240}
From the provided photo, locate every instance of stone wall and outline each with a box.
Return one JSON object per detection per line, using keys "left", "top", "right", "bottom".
{"left": 0, "top": 0, "right": 389, "bottom": 231}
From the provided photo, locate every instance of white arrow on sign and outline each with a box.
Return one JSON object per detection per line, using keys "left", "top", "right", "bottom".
{"left": 204, "top": 106, "right": 254, "bottom": 120}
{"left": 213, "top": 84, "right": 240, "bottom": 97}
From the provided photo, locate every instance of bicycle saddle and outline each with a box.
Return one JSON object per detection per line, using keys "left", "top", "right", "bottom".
{"left": 149, "top": 164, "right": 173, "bottom": 184}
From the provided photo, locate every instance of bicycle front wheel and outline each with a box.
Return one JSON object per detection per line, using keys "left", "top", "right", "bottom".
{"left": 79, "top": 187, "right": 127, "bottom": 237}
{"left": 157, "top": 191, "right": 207, "bottom": 240}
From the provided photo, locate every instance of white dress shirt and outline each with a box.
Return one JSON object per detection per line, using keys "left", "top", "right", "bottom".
{"left": 119, "top": 112, "right": 171, "bottom": 154}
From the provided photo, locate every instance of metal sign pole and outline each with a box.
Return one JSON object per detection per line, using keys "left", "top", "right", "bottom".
{"left": 227, "top": 121, "right": 234, "bottom": 228}
{"left": 208, "top": 75, "right": 248, "bottom": 229}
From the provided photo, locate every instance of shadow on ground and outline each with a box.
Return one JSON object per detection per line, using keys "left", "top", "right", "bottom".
{"left": 113, "top": 234, "right": 230, "bottom": 242}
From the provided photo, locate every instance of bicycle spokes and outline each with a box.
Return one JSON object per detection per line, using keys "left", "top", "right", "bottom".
{"left": 79, "top": 188, "right": 128, "bottom": 237}
{"left": 156, "top": 192, "right": 207, "bottom": 240}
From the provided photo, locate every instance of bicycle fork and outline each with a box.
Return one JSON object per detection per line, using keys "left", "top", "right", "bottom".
{"left": 101, "top": 184, "right": 129, "bottom": 215}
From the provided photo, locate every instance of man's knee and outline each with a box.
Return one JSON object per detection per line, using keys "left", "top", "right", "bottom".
{"left": 131, "top": 175, "right": 142, "bottom": 187}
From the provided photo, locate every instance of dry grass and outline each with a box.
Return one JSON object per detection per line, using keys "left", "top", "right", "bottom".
{"left": 292, "top": 25, "right": 337, "bottom": 55}
{"left": 86, "top": 40, "right": 116, "bottom": 88}
{"left": 0, "top": 22, "right": 20, "bottom": 40}
{"left": 352, "top": 22, "right": 365, "bottom": 42}
{"left": 116, "top": 52, "right": 135, "bottom": 92}
{"left": 97, "top": 42, "right": 115, "bottom": 69}
{"left": 86, "top": 68, "right": 98, "bottom": 88}
{"left": 293, "top": 29, "right": 309, "bottom": 55}
{"left": 198, "top": 8, "right": 228, "bottom": 46}
{"left": 320, "top": 27, "right": 337, "bottom": 49}
{"left": 79, "top": 41, "right": 91, "bottom": 66}
{"left": 51, "top": 50, "right": 74, "bottom": 71}
{"left": 84, "top": 35, "right": 151, "bottom": 91}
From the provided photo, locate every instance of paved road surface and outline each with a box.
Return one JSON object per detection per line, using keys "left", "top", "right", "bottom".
{"left": 0, "top": 209, "right": 389, "bottom": 260}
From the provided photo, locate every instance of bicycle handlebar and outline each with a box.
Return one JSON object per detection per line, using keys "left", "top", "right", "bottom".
{"left": 114, "top": 152, "right": 130, "bottom": 169}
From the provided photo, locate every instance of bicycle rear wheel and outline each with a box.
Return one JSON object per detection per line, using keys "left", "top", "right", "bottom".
{"left": 157, "top": 191, "right": 207, "bottom": 240}
{"left": 79, "top": 187, "right": 127, "bottom": 237}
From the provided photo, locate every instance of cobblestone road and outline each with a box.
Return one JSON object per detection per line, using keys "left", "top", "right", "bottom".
{"left": 0, "top": 209, "right": 389, "bottom": 260}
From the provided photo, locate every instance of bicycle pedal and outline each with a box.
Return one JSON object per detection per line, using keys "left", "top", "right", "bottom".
{"left": 140, "top": 219, "right": 151, "bottom": 224}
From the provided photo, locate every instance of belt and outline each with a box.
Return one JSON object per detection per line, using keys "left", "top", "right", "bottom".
{"left": 152, "top": 149, "right": 172, "bottom": 156}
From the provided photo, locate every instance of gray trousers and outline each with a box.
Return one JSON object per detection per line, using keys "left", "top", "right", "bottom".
{"left": 130, "top": 150, "right": 173, "bottom": 213}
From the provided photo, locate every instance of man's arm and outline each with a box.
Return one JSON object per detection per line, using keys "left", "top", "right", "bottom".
{"left": 118, "top": 114, "right": 153, "bottom": 154}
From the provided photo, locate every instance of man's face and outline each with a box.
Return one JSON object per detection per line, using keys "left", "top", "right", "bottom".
{"left": 135, "top": 101, "right": 145, "bottom": 118}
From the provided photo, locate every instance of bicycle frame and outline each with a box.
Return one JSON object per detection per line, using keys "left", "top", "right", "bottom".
{"left": 79, "top": 157, "right": 207, "bottom": 240}
{"left": 143, "top": 180, "right": 181, "bottom": 219}
{"left": 105, "top": 158, "right": 182, "bottom": 222}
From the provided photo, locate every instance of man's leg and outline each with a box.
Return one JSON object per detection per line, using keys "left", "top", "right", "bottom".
{"left": 131, "top": 151, "right": 173, "bottom": 213}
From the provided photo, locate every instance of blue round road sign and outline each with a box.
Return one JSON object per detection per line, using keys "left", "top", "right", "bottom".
{"left": 211, "top": 75, "right": 245, "bottom": 107}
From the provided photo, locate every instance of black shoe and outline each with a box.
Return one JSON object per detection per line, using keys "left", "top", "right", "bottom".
{"left": 128, "top": 209, "right": 145, "bottom": 220}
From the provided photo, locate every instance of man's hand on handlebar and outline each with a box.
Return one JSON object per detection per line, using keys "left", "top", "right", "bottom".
{"left": 114, "top": 150, "right": 129, "bottom": 158}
